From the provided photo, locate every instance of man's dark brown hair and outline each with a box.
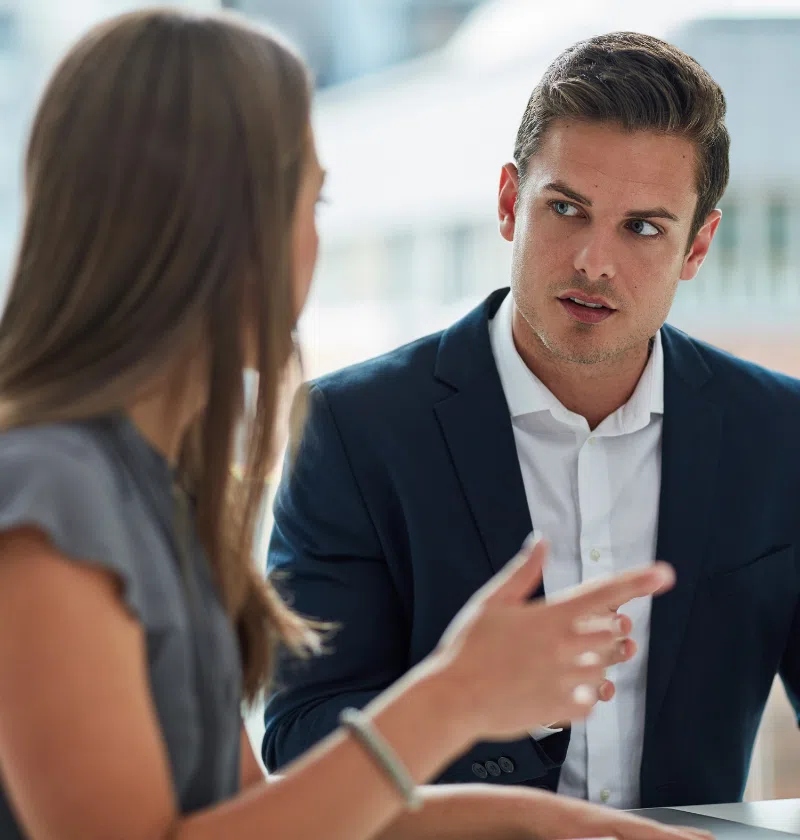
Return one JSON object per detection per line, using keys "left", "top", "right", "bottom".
{"left": 514, "top": 32, "right": 730, "bottom": 243}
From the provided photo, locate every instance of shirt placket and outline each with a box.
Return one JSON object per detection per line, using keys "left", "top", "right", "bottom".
{"left": 577, "top": 432, "right": 624, "bottom": 807}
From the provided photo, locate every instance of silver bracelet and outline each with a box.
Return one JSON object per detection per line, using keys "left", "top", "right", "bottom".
{"left": 339, "top": 707, "right": 423, "bottom": 811}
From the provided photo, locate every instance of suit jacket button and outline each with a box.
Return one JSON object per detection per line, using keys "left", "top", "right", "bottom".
{"left": 471, "top": 762, "right": 489, "bottom": 779}
{"left": 498, "top": 756, "right": 515, "bottom": 774}
{"left": 485, "top": 760, "right": 502, "bottom": 777}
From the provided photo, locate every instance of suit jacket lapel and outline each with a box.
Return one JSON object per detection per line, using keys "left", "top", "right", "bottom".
{"left": 643, "top": 326, "right": 723, "bottom": 768}
{"left": 432, "top": 300, "right": 725, "bottom": 728}
{"left": 433, "top": 289, "right": 537, "bottom": 582}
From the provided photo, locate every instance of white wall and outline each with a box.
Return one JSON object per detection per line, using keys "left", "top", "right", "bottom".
{"left": 18, "top": 0, "right": 221, "bottom": 86}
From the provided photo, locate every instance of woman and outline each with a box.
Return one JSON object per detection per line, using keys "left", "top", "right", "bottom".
{"left": 0, "top": 9, "right": 710, "bottom": 840}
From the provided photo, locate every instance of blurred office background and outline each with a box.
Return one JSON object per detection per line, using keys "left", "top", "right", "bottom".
{"left": 4, "top": 0, "right": 800, "bottom": 801}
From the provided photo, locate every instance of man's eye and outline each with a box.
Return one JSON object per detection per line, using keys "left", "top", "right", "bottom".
{"left": 628, "top": 219, "right": 660, "bottom": 237}
{"left": 551, "top": 201, "right": 580, "bottom": 217}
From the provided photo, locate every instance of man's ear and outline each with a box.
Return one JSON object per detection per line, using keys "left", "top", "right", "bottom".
{"left": 498, "top": 163, "right": 520, "bottom": 243}
{"left": 681, "top": 208, "right": 722, "bottom": 281}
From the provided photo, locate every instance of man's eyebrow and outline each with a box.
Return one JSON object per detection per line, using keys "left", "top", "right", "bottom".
{"left": 544, "top": 181, "right": 592, "bottom": 206}
{"left": 624, "top": 206, "right": 680, "bottom": 222}
{"left": 544, "top": 180, "right": 680, "bottom": 222}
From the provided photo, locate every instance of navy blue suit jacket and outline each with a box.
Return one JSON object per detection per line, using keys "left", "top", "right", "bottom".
{"left": 263, "top": 288, "right": 800, "bottom": 807}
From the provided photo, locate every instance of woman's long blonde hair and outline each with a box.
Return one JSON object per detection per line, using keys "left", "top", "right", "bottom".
{"left": 0, "top": 8, "right": 317, "bottom": 700}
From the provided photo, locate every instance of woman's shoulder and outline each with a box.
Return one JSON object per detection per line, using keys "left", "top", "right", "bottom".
{"left": 0, "top": 419, "right": 131, "bottom": 502}
{"left": 0, "top": 419, "right": 151, "bottom": 618}
{"left": 0, "top": 418, "right": 114, "bottom": 460}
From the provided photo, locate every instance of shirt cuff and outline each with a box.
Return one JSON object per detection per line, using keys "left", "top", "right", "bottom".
{"left": 530, "top": 725, "right": 564, "bottom": 741}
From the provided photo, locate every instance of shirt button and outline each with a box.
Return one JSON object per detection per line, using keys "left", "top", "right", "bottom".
{"left": 471, "top": 762, "right": 489, "bottom": 780}
{"left": 590, "top": 548, "right": 601, "bottom": 562}
{"left": 588, "top": 437, "right": 598, "bottom": 445}
{"left": 600, "top": 789, "right": 611, "bottom": 803}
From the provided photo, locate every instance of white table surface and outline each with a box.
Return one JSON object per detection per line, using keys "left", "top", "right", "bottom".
{"left": 676, "top": 800, "right": 800, "bottom": 834}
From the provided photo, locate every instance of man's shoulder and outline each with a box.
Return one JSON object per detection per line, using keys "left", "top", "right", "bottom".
{"left": 309, "top": 290, "right": 505, "bottom": 407}
{"left": 666, "top": 324, "right": 800, "bottom": 404}
{"left": 310, "top": 329, "right": 447, "bottom": 405}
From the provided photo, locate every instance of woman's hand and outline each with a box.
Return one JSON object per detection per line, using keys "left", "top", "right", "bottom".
{"left": 374, "top": 784, "right": 713, "bottom": 840}
{"left": 427, "top": 534, "right": 674, "bottom": 742}
{"left": 516, "top": 788, "right": 713, "bottom": 840}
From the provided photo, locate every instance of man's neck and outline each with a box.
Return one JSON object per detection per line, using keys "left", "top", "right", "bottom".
{"left": 511, "top": 311, "right": 652, "bottom": 431}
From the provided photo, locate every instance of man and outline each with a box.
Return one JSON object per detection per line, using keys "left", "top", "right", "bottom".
{"left": 262, "top": 32, "right": 800, "bottom": 809}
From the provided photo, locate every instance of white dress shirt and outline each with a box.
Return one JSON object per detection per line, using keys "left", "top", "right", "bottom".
{"left": 489, "top": 292, "right": 664, "bottom": 809}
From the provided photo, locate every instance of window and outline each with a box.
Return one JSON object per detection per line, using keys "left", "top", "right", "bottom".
{"left": 717, "top": 200, "right": 738, "bottom": 292}
{"left": 384, "top": 230, "right": 415, "bottom": 300}
{"left": 767, "top": 197, "right": 789, "bottom": 291}
{"left": 443, "top": 223, "right": 472, "bottom": 303}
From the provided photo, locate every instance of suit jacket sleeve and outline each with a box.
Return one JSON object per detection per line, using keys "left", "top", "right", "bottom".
{"left": 779, "top": 581, "right": 800, "bottom": 724}
{"left": 262, "top": 384, "right": 409, "bottom": 771}
{"left": 261, "top": 384, "right": 569, "bottom": 786}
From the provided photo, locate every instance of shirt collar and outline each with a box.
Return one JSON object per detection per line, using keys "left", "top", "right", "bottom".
{"left": 489, "top": 291, "right": 664, "bottom": 433}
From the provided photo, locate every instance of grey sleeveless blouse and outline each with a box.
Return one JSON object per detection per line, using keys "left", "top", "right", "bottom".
{"left": 0, "top": 415, "right": 242, "bottom": 838}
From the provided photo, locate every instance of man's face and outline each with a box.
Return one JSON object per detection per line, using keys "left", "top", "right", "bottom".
{"left": 498, "top": 120, "right": 721, "bottom": 367}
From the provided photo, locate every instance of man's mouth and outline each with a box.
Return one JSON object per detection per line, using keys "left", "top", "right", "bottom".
{"left": 557, "top": 293, "right": 616, "bottom": 324}
{"left": 567, "top": 296, "right": 605, "bottom": 309}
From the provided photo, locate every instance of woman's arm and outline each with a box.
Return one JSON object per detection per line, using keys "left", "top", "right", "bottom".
{"left": 375, "top": 786, "right": 714, "bottom": 840}
{"left": 238, "top": 730, "right": 711, "bottom": 840}
{"left": 0, "top": 529, "right": 705, "bottom": 840}
{"left": 0, "top": 530, "right": 178, "bottom": 840}
{"left": 0, "top": 529, "right": 471, "bottom": 840}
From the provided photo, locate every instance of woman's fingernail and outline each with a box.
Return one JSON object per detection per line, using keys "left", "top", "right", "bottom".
{"left": 572, "top": 684, "right": 596, "bottom": 706}
{"left": 576, "top": 651, "right": 602, "bottom": 666}
{"left": 654, "top": 562, "right": 675, "bottom": 584}
{"left": 574, "top": 615, "right": 615, "bottom": 634}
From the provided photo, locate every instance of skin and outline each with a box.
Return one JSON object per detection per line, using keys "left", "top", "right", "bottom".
{"left": 497, "top": 119, "right": 722, "bottom": 725}
{"left": 0, "top": 125, "right": 712, "bottom": 840}
{"left": 498, "top": 119, "right": 721, "bottom": 430}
